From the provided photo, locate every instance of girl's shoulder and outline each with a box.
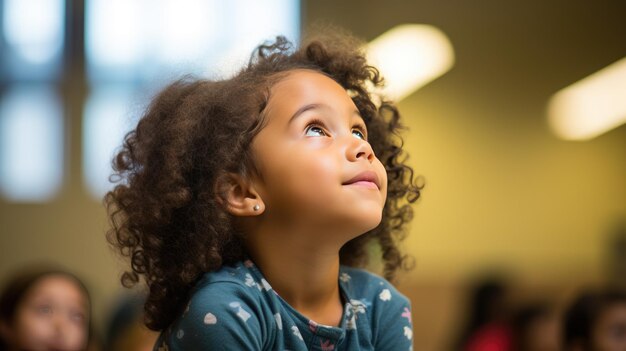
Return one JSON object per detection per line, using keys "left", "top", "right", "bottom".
{"left": 189, "top": 260, "right": 272, "bottom": 305}
{"left": 158, "top": 261, "right": 274, "bottom": 350}
{"left": 338, "top": 266, "right": 411, "bottom": 317}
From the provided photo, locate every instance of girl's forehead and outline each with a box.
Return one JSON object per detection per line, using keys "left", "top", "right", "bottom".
{"left": 265, "top": 69, "right": 356, "bottom": 114}
{"left": 24, "top": 275, "right": 88, "bottom": 307}
{"left": 271, "top": 69, "right": 341, "bottom": 91}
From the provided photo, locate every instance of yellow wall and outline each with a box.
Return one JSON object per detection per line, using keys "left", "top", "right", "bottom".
{"left": 400, "top": 90, "right": 626, "bottom": 282}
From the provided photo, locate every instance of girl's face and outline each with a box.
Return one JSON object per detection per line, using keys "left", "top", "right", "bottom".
{"left": 251, "top": 69, "right": 387, "bottom": 239}
{"left": 6, "top": 275, "right": 89, "bottom": 351}
{"left": 592, "top": 303, "right": 626, "bottom": 351}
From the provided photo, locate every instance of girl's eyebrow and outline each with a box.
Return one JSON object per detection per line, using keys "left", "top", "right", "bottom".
{"left": 288, "top": 103, "right": 323, "bottom": 124}
{"left": 288, "top": 103, "right": 362, "bottom": 124}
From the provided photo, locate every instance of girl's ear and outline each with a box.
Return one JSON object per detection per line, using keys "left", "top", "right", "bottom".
{"left": 215, "top": 173, "right": 265, "bottom": 216}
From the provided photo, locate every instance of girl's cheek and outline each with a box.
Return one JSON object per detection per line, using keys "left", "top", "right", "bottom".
{"left": 62, "top": 331, "right": 87, "bottom": 350}
{"left": 13, "top": 311, "right": 53, "bottom": 349}
{"left": 64, "top": 325, "right": 88, "bottom": 350}
{"left": 376, "top": 159, "right": 388, "bottom": 196}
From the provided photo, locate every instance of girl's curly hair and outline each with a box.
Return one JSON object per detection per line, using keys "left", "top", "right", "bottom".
{"left": 105, "top": 35, "right": 422, "bottom": 331}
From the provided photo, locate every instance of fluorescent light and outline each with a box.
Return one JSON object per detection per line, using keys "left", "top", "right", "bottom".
{"left": 548, "top": 57, "right": 626, "bottom": 140}
{"left": 366, "top": 24, "right": 455, "bottom": 101}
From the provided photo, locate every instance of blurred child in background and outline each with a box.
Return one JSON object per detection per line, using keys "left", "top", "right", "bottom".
{"left": 563, "top": 289, "right": 626, "bottom": 351}
{"left": 0, "top": 268, "right": 92, "bottom": 351}
{"left": 453, "top": 277, "right": 514, "bottom": 351}
{"left": 511, "top": 302, "right": 560, "bottom": 351}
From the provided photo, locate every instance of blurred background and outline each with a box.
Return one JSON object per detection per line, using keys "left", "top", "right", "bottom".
{"left": 1, "top": 0, "right": 625, "bottom": 350}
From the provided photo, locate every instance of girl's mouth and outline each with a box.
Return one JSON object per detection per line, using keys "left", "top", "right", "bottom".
{"left": 342, "top": 171, "right": 380, "bottom": 189}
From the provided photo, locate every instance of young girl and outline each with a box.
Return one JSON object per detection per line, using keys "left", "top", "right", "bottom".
{"left": 0, "top": 268, "right": 92, "bottom": 351}
{"left": 106, "top": 34, "right": 421, "bottom": 350}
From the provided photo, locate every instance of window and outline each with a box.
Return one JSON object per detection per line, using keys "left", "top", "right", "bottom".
{"left": 0, "top": 0, "right": 300, "bottom": 201}
{"left": 0, "top": 0, "right": 65, "bottom": 202}
{"left": 2, "top": 0, "right": 65, "bottom": 81}
{"left": 0, "top": 85, "right": 63, "bottom": 201}
{"left": 83, "top": 86, "right": 142, "bottom": 199}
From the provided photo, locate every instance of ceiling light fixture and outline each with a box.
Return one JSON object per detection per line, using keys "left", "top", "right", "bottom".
{"left": 365, "top": 24, "right": 455, "bottom": 101}
{"left": 548, "top": 57, "right": 626, "bottom": 140}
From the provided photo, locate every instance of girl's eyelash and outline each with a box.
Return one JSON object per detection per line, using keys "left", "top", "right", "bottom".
{"left": 307, "top": 119, "right": 326, "bottom": 128}
{"left": 305, "top": 119, "right": 368, "bottom": 139}
{"left": 305, "top": 119, "right": 328, "bottom": 135}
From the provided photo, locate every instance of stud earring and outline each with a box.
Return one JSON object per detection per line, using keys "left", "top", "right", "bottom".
{"left": 253, "top": 204, "right": 260, "bottom": 211}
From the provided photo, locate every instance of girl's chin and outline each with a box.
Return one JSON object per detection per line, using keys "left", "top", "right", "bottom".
{"left": 345, "top": 214, "right": 384, "bottom": 237}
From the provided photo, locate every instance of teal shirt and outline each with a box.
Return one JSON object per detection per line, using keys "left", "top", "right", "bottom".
{"left": 155, "top": 260, "right": 413, "bottom": 350}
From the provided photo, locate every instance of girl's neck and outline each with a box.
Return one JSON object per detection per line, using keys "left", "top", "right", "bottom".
{"left": 245, "top": 223, "right": 345, "bottom": 327}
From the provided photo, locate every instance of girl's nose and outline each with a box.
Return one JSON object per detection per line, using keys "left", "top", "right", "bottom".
{"left": 346, "top": 136, "right": 374, "bottom": 163}
{"left": 49, "top": 315, "right": 67, "bottom": 346}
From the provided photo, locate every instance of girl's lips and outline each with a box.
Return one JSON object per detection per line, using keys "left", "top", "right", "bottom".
{"left": 348, "top": 180, "right": 379, "bottom": 189}
{"left": 342, "top": 170, "right": 381, "bottom": 189}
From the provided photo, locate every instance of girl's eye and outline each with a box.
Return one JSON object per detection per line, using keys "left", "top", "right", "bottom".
{"left": 36, "top": 305, "right": 52, "bottom": 315}
{"left": 352, "top": 128, "right": 366, "bottom": 140}
{"left": 305, "top": 125, "right": 327, "bottom": 137}
{"left": 69, "top": 311, "right": 86, "bottom": 324}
